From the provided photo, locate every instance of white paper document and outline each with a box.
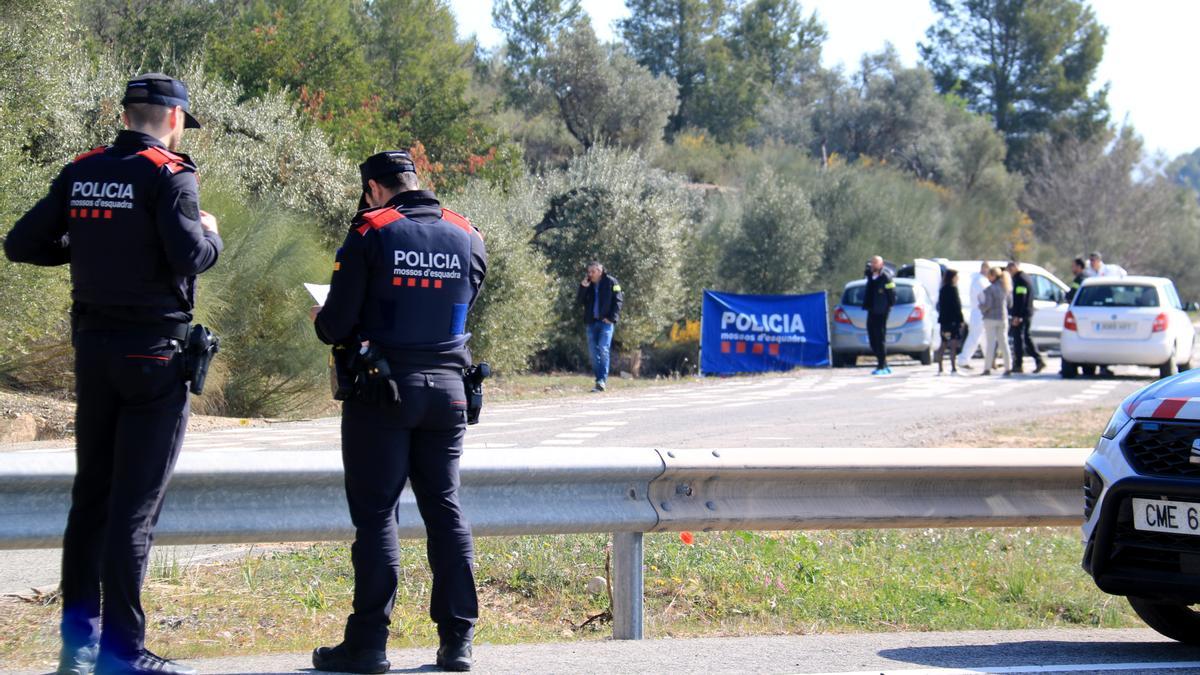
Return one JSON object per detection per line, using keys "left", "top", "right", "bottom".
{"left": 304, "top": 283, "right": 330, "bottom": 306}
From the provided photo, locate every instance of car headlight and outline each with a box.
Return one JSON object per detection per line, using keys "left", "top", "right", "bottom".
{"left": 1101, "top": 405, "right": 1132, "bottom": 440}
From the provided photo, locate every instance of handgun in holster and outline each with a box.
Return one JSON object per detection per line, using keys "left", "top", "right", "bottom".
{"left": 184, "top": 325, "right": 220, "bottom": 395}
{"left": 464, "top": 362, "right": 490, "bottom": 425}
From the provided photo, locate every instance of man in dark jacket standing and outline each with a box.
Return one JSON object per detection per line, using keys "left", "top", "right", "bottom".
{"left": 576, "top": 262, "right": 623, "bottom": 392}
{"left": 863, "top": 256, "right": 895, "bottom": 375}
{"left": 3, "top": 73, "right": 219, "bottom": 675}
{"left": 1006, "top": 261, "right": 1046, "bottom": 374}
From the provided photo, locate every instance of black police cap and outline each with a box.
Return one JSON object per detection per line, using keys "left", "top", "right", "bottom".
{"left": 360, "top": 151, "right": 417, "bottom": 185}
{"left": 121, "top": 73, "right": 201, "bottom": 129}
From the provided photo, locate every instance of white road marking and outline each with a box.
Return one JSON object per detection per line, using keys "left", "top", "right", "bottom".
{"left": 553, "top": 432, "right": 600, "bottom": 439}
{"left": 807, "top": 661, "right": 1200, "bottom": 674}
{"left": 538, "top": 439, "right": 585, "bottom": 446}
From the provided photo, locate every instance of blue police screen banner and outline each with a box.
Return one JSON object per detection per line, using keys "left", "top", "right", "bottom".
{"left": 700, "top": 290, "right": 830, "bottom": 374}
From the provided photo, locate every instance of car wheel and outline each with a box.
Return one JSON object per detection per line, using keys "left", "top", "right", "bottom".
{"left": 832, "top": 353, "right": 852, "bottom": 368}
{"left": 1160, "top": 354, "right": 1179, "bottom": 379}
{"left": 918, "top": 348, "right": 932, "bottom": 366}
{"left": 1061, "top": 360, "right": 1078, "bottom": 379}
{"left": 1128, "top": 596, "right": 1200, "bottom": 645}
{"left": 1081, "top": 364, "right": 1097, "bottom": 378}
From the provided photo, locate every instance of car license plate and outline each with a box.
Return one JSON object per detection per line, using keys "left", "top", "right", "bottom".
{"left": 1094, "top": 321, "right": 1135, "bottom": 332}
{"left": 1132, "top": 497, "right": 1200, "bottom": 536}
{"left": 886, "top": 333, "right": 901, "bottom": 344}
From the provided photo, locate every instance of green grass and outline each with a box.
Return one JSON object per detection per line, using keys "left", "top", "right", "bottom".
{"left": 0, "top": 528, "right": 1139, "bottom": 669}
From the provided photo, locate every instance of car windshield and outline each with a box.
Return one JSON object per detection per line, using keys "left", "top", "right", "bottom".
{"left": 1074, "top": 284, "right": 1159, "bottom": 308}
{"left": 842, "top": 284, "right": 917, "bottom": 307}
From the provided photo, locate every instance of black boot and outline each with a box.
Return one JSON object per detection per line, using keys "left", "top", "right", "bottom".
{"left": 94, "top": 650, "right": 195, "bottom": 675}
{"left": 312, "top": 644, "right": 390, "bottom": 674}
{"left": 436, "top": 637, "right": 473, "bottom": 672}
{"left": 57, "top": 643, "right": 98, "bottom": 675}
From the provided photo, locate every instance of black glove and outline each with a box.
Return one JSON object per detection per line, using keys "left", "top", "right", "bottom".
{"left": 355, "top": 346, "right": 401, "bottom": 407}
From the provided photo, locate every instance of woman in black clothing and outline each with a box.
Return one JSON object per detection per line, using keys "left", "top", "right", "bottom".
{"left": 934, "top": 268, "right": 965, "bottom": 375}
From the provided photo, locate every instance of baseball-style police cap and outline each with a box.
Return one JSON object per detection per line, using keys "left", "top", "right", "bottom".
{"left": 121, "top": 73, "right": 201, "bottom": 129}
{"left": 359, "top": 150, "right": 417, "bottom": 185}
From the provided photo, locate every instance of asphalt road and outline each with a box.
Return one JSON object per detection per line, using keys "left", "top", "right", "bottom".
{"left": 8, "top": 629, "right": 1199, "bottom": 674}
{"left": 1, "top": 356, "right": 1153, "bottom": 458}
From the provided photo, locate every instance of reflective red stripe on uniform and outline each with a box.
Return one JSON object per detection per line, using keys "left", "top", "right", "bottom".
{"left": 136, "top": 147, "right": 188, "bottom": 175}
{"left": 73, "top": 146, "right": 107, "bottom": 163}
{"left": 441, "top": 208, "right": 483, "bottom": 241}
{"left": 355, "top": 207, "right": 405, "bottom": 236}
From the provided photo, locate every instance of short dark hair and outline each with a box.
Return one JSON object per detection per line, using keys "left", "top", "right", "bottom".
{"left": 1073, "top": 257, "right": 1086, "bottom": 268}
{"left": 587, "top": 261, "right": 604, "bottom": 271}
{"left": 124, "top": 102, "right": 170, "bottom": 128}
{"left": 373, "top": 171, "right": 419, "bottom": 192}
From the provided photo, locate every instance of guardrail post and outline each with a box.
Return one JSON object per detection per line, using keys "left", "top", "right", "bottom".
{"left": 611, "top": 531, "right": 644, "bottom": 639}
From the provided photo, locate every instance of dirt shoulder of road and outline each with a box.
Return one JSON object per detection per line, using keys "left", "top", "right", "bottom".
{"left": 942, "top": 404, "right": 1112, "bottom": 448}
{"left": 0, "top": 390, "right": 272, "bottom": 443}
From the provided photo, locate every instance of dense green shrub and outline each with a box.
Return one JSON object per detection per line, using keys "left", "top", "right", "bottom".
{"left": 189, "top": 182, "right": 331, "bottom": 417}
{"left": 719, "top": 166, "right": 826, "bottom": 294}
{"left": 445, "top": 178, "right": 554, "bottom": 374}
{"left": 534, "top": 148, "right": 698, "bottom": 363}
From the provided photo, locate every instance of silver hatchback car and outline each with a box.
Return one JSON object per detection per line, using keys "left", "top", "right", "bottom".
{"left": 830, "top": 278, "right": 938, "bottom": 367}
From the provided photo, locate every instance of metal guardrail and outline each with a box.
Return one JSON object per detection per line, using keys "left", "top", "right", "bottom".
{"left": 0, "top": 446, "right": 1090, "bottom": 639}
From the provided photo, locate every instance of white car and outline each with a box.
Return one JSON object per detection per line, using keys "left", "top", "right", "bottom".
{"left": 1061, "top": 276, "right": 1197, "bottom": 379}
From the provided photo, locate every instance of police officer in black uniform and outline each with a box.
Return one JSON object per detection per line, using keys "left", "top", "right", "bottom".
{"left": 311, "top": 151, "right": 486, "bottom": 674}
{"left": 1006, "top": 261, "right": 1046, "bottom": 374}
{"left": 863, "top": 255, "right": 896, "bottom": 375}
{"left": 3, "top": 74, "right": 220, "bottom": 675}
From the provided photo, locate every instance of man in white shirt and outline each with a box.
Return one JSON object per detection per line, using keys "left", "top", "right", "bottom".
{"left": 1086, "top": 251, "right": 1126, "bottom": 278}
{"left": 956, "top": 261, "right": 991, "bottom": 370}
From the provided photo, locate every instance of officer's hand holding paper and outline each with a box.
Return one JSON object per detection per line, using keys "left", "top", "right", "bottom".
{"left": 306, "top": 283, "right": 329, "bottom": 322}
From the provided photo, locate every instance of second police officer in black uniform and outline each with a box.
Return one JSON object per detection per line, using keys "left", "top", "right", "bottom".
{"left": 1006, "top": 261, "right": 1046, "bottom": 374}
{"left": 863, "top": 255, "right": 896, "bottom": 375}
{"left": 3, "top": 74, "right": 220, "bottom": 675}
{"left": 311, "top": 151, "right": 486, "bottom": 673}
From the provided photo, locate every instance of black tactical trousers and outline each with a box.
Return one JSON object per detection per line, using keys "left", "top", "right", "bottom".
{"left": 867, "top": 312, "right": 889, "bottom": 369}
{"left": 61, "top": 331, "right": 189, "bottom": 658}
{"left": 1009, "top": 318, "right": 1044, "bottom": 370}
{"left": 340, "top": 371, "right": 478, "bottom": 651}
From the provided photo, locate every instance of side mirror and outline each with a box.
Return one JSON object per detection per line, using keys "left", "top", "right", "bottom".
{"left": 1188, "top": 301, "right": 1199, "bottom": 312}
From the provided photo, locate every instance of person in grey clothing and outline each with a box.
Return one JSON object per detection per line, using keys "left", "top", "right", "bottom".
{"left": 978, "top": 266, "right": 1012, "bottom": 376}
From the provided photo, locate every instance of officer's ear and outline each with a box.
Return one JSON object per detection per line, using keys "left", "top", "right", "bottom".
{"left": 169, "top": 106, "right": 185, "bottom": 132}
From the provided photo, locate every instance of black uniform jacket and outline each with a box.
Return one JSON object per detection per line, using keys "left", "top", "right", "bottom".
{"left": 3, "top": 130, "right": 222, "bottom": 325}
{"left": 315, "top": 190, "right": 487, "bottom": 371}
{"left": 1011, "top": 271, "right": 1035, "bottom": 319}
{"left": 863, "top": 269, "right": 896, "bottom": 316}
{"left": 576, "top": 273, "right": 623, "bottom": 324}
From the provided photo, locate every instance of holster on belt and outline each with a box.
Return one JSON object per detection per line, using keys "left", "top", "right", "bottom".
{"left": 464, "top": 362, "right": 490, "bottom": 425}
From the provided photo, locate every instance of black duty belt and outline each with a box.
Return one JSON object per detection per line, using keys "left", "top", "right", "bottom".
{"left": 75, "top": 315, "right": 190, "bottom": 341}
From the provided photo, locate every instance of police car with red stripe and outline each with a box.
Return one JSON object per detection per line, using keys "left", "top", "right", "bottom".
{"left": 1084, "top": 369, "right": 1200, "bottom": 643}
